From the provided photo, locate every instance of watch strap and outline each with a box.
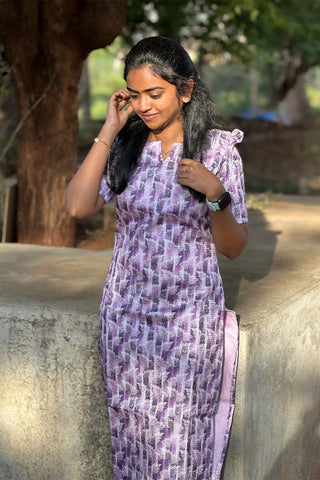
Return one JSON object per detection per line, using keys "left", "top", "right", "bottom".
{"left": 206, "top": 192, "right": 231, "bottom": 212}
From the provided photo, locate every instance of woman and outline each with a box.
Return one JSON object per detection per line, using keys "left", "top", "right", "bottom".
{"left": 66, "top": 36, "right": 248, "bottom": 480}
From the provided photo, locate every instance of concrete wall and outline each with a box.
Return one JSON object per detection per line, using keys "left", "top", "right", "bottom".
{"left": 0, "top": 305, "right": 112, "bottom": 480}
{"left": 222, "top": 196, "right": 320, "bottom": 480}
{"left": 0, "top": 247, "right": 114, "bottom": 480}
{"left": 0, "top": 195, "right": 319, "bottom": 479}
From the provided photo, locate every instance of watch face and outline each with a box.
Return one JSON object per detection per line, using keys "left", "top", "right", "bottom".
{"left": 218, "top": 192, "right": 231, "bottom": 210}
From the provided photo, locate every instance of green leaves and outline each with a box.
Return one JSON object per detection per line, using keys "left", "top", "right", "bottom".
{"left": 122, "top": 0, "right": 320, "bottom": 104}
{"left": 123, "top": 0, "right": 320, "bottom": 67}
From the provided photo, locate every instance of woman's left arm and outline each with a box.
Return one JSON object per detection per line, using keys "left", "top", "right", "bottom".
{"left": 177, "top": 159, "right": 248, "bottom": 260}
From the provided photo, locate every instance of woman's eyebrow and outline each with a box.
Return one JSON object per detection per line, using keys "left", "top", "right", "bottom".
{"left": 127, "top": 86, "right": 165, "bottom": 93}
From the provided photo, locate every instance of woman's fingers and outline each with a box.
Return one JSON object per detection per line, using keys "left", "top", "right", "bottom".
{"left": 110, "top": 90, "right": 131, "bottom": 110}
{"left": 177, "top": 158, "right": 224, "bottom": 199}
{"left": 177, "top": 159, "right": 200, "bottom": 179}
{"left": 105, "top": 90, "right": 133, "bottom": 129}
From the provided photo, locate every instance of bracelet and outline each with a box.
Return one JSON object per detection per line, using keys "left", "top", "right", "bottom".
{"left": 94, "top": 137, "right": 112, "bottom": 150}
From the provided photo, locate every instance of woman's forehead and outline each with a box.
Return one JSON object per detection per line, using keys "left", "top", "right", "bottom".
{"left": 126, "top": 66, "right": 172, "bottom": 90}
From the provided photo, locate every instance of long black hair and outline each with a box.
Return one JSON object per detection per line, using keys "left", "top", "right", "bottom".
{"left": 108, "top": 36, "right": 227, "bottom": 200}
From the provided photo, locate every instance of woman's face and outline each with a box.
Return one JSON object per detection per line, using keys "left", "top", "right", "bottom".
{"left": 126, "top": 66, "right": 188, "bottom": 135}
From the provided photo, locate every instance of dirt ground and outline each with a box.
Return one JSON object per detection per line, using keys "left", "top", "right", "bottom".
{"left": 76, "top": 119, "right": 320, "bottom": 250}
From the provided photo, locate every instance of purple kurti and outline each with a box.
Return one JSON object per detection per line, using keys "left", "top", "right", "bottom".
{"left": 98, "top": 129, "right": 248, "bottom": 479}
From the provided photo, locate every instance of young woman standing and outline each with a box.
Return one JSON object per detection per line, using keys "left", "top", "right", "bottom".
{"left": 66, "top": 36, "right": 248, "bottom": 480}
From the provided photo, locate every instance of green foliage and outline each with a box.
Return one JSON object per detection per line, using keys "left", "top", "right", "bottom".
{"left": 204, "top": 60, "right": 251, "bottom": 115}
{"left": 80, "top": 1, "right": 320, "bottom": 130}
{"left": 228, "top": 0, "right": 320, "bottom": 101}
{"left": 123, "top": 0, "right": 257, "bottom": 59}
{"left": 123, "top": 0, "right": 320, "bottom": 103}
{"left": 306, "top": 67, "right": 320, "bottom": 114}
{"left": 79, "top": 47, "right": 125, "bottom": 122}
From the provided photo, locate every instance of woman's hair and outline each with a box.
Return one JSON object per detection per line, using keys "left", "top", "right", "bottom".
{"left": 108, "top": 36, "right": 227, "bottom": 200}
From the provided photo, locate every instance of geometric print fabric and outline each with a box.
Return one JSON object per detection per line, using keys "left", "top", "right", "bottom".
{"left": 98, "top": 129, "right": 248, "bottom": 479}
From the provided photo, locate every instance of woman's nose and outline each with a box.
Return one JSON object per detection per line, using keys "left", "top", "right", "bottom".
{"left": 139, "top": 95, "right": 151, "bottom": 112}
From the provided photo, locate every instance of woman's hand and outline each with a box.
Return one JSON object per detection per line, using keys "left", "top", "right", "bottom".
{"left": 177, "top": 158, "right": 248, "bottom": 259}
{"left": 177, "top": 158, "right": 225, "bottom": 200}
{"left": 105, "top": 89, "right": 133, "bottom": 136}
{"left": 66, "top": 89, "right": 133, "bottom": 220}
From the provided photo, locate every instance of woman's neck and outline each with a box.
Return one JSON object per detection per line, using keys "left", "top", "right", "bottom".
{"left": 148, "top": 122, "right": 183, "bottom": 145}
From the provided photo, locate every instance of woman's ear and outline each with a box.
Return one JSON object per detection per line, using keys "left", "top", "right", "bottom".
{"left": 182, "top": 79, "right": 194, "bottom": 103}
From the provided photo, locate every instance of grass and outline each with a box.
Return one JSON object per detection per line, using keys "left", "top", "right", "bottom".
{"left": 246, "top": 192, "right": 275, "bottom": 210}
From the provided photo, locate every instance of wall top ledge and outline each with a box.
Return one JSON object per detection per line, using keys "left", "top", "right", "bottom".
{"left": 1, "top": 195, "right": 319, "bottom": 324}
{"left": 0, "top": 243, "right": 112, "bottom": 315}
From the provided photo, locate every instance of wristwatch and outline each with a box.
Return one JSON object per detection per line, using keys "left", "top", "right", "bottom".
{"left": 206, "top": 192, "right": 231, "bottom": 212}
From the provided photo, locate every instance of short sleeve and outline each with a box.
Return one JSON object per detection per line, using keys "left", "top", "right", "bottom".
{"left": 203, "top": 129, "right": 248, "bottom": 224}
{"left": 99, "top": 171, "right": 114, "bottom": 203}
{"left": 98, "top": 141, "right": 117, "bottom": 203}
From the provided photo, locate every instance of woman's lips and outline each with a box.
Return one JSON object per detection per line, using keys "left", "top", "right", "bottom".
{"left": 141, "top": 113, "right": 158, "bottom": 122}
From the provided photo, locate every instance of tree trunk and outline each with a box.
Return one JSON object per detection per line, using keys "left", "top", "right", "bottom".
{"left": 0, "top": 0, "right": 126, "bottom": 246}
{"left": 0, "top": 65, "right": 17, "bottom": 176}
{"left": 279, "top": 74, "right": 316, "bottom": 127}
{"left": 249, "top": 65, "right": 259, "bottom": 110}
{"left": 79, "top": 60, "right": 93, "bottom": 144}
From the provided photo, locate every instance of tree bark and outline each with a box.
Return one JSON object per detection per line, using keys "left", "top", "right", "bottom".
{"left": 79, "top": 60, "right": 92, "bottom": 142}
{"left": 0, "top": 0, "right": 126, "bottom": 246}
{"left": 279, "top": 74, "right": 316, "bottom": 127}
{"left": 249, "top": 65, "right": 259, "bottom": 110}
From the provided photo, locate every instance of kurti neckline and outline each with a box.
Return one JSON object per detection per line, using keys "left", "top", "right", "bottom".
{"left": 145, "top": 140, "right": 183, "bottom": 161}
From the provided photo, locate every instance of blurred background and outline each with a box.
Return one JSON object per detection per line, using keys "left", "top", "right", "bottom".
{"left": 0, "top": 0, "right": 319, "bottom": 247}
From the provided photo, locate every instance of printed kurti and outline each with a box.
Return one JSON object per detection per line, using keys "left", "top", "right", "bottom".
{"left": 98, "top": 129, "right": 248, "bottom": 479}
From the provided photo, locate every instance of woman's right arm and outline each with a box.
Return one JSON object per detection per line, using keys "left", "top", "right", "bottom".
{"left": 66, "top": 90, "right": 132, "bottom": 219}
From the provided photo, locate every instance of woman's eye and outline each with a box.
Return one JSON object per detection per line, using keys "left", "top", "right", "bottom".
{"left": 129, "top": 94, "right": 138, "bottom": 100}
{"left": 150, "top": 94, "right": 161, "bottom": 99}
